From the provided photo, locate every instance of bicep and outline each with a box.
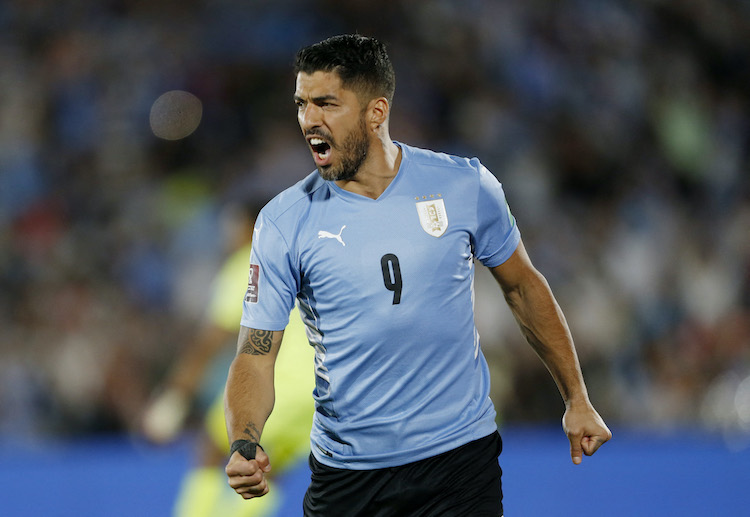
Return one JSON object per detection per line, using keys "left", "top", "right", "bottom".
{"left": 489, "top": 239, "right": 542, "bottom": 295}
{"left": 236, "top": 326, "right": 285, "bottom": 363}
{"left": 489, "top": 240, "right": 568, "bottom": 347}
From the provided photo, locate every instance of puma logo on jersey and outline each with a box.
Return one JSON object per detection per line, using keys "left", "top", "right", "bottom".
{"left": 318, "top": 225, "right": 346, "bottom": 246}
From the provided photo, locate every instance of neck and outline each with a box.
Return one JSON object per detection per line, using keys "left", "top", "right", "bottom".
{"left": 336, "top": 136, "right": 401, "bottom": 200}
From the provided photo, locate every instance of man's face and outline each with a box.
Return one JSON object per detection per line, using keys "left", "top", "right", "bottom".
{"left": 294, "top": 71, "right": 370, "bottom": 181}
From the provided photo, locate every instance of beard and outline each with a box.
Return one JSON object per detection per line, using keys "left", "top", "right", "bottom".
{"left": 317, "top": 117, "right": 370, "bottom": 182}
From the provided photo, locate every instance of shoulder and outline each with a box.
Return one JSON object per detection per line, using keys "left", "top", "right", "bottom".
{"left": 400, "top": 142, "right": 484, "bottom": 177}
{"left": 260, "top": 170, "right": 329, "bottom": 224}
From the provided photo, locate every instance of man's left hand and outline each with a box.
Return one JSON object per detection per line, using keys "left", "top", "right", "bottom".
{"left": 562, "top": 402, "right": 612, "bottom": 465}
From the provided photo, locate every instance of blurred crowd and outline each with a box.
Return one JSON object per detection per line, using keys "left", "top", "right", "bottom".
{"left": 1, "top": 0, "right": 749, "bottom": 444}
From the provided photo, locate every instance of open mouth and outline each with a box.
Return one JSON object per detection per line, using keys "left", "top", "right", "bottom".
{"left": 309, "top": 137, "right": 332, "bottom": 165}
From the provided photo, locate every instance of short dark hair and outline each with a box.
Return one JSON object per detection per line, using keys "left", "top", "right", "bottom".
{"left": 294, "top": 34, "right": 396, "bottom": 105}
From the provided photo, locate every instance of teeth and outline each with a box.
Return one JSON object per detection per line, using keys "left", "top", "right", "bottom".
{"left": 310, "top": 138, "right": 324, "bottom": 145}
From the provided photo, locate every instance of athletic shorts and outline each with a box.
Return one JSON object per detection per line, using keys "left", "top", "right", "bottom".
{"left": 303, "top": 431, "right": 503, "bottom": 517}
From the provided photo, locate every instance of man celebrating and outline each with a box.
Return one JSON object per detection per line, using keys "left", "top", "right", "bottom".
{"left": 224, "top": 34, "right": 611, "bottom": 516}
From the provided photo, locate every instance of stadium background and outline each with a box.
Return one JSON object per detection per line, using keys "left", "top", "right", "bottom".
{"left": 1, "top": 0, "right": 748, "bottom": 515}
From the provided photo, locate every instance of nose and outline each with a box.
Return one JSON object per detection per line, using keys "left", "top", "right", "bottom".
{"left": 298, "top": 103, "right": 322, "bottom": 131}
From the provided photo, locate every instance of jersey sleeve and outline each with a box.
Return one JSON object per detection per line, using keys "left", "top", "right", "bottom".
{"left": 240, "top": 213, "right": 299, "bottom": 330}
{"left": 473, "top": 163, "right": 521, "bottom": 268}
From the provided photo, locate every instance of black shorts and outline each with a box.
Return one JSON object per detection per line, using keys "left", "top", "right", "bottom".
{"left": 303, "top": 431, "right": 503, "bottom": 517}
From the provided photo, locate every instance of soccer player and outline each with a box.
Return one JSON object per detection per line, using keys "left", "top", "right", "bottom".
{"left": 224, "top": 35, "right": 611, "bottom": 516}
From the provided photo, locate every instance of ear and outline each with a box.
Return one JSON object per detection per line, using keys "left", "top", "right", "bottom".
{"left": 367, "top": 97, "right": 389, "bottom": 131}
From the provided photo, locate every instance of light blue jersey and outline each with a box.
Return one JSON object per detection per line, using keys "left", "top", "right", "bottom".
{"left": 241, "top": 143, "right": 520, "bottom": 469}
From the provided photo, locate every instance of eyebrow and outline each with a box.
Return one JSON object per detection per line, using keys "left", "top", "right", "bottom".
{"left": 293, "top": 94, "right": 340, "bottom": 104}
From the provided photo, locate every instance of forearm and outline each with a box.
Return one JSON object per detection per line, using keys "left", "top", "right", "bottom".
{"left": 503, "top": 271, "right": 589, "bottom": 406}
{"left": 225, "top": 358, "right": 275, "bottom": 443}
{"left": 224, "top": 327, "right": 282, "bottom": 443}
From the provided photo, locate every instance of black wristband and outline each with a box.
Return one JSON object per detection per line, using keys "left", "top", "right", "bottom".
{"left": 230, "top": 439, "right": 260, "bottom": 460}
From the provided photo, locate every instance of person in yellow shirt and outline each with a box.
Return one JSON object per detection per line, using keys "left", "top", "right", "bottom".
{"left": 141, "top": 202, "right": 314, "bottom": 517}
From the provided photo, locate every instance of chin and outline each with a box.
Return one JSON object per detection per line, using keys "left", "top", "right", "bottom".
{"left": 319, "top": 166, "right": 355, "bottom": 182}
{"left": 317, "top": 165, "right": 335, "bottom": 181}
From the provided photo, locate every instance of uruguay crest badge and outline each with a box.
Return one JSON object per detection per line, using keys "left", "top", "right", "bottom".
{"left": 416, "top": 198, "right": 448, "bottom": 237}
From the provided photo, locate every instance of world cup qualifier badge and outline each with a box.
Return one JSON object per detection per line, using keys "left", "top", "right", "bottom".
{"left": 245, "top": 264, "right": 260, "bottom": 303}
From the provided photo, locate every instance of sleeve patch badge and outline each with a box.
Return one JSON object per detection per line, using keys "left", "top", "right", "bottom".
{"left": 245, "top": 264, "right": 260, "bottom": 303}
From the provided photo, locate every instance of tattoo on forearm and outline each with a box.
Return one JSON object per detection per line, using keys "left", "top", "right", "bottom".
{"left": 239, "top": 329, "right": 273, "bottom": 355}
{"left": 242, "top": 422, "right": 261, "bottom": 442}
